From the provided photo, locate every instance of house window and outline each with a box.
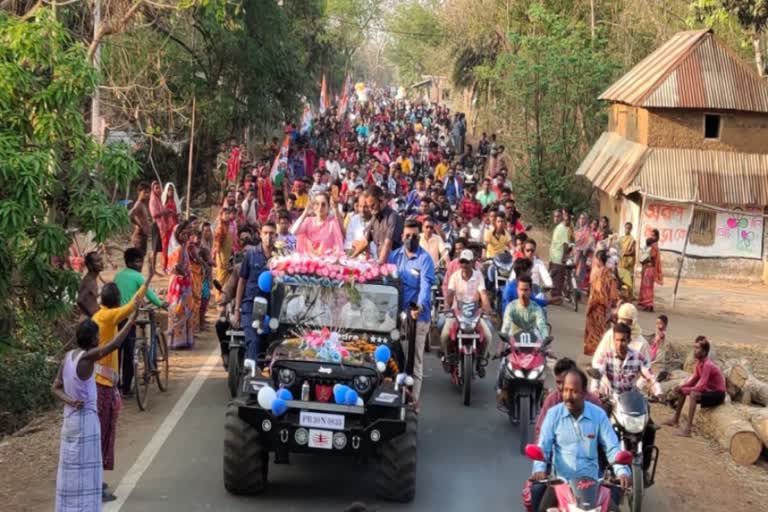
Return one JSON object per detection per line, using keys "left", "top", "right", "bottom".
{"left": 704, "top": 114, "right": 721, "bottom": 139}
{"left": 689, "top": 207, "right": 716, "bottom": 246}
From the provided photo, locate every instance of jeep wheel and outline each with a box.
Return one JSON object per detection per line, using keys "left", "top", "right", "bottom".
{"left": 223, "top": 401, "right": 268, "bottom": 495}
{"left": 375, "top": 410, "right": 418, "bottom": 502}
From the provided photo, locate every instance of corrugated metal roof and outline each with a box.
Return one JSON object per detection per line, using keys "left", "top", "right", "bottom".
{"left": 600, "top": 30, "right": 768, "bottom": 113}
{"left": 635, "top": 148, "right": 768, "bottom": 204}
{"left": 575, "top": 132, "right": 648, "bottom": 196}
{"left": 577, "top": 132, "right": 768, "bottom": 205}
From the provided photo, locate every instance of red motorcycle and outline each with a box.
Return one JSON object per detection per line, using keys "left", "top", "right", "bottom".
{"left": 442, "top": 300, "right": 488, "bottom": 406}
{"left": 523, "top": 444, "right": 633, "bottom": 512}
{"left": 497, "top": 331, "right": 553, "bottom": 454}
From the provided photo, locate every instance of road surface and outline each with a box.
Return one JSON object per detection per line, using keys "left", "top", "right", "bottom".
{"left": 105, "top": 305, "right": 673, "bottom": 512}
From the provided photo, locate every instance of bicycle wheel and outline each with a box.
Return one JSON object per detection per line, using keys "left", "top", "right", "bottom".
{"left": 155, "top": 330, "right": 170, "bottom": 392}
{"left": 134, "top": 341, "right": 150, "bottom": 411}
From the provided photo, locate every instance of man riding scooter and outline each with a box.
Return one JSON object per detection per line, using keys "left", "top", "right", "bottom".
{"left": 530, "top": 368, "right": 630, "bottom": 512}
{"left": 439, "top": 249, "right": 495, "bottom": 376}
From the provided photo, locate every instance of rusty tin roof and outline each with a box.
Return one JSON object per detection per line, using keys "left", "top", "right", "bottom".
{"left": 577, "top": 132, "right": 768, "bottom": 205}
{"left": 600, "top": 29, "right": 768, "bottom": 113}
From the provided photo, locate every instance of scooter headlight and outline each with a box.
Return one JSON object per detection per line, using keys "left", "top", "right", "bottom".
{"left": 527, "top": 364, "right": 545, "bottom": 381}
{"left": 618, "top": 411, "right": 648, "bottom": 434}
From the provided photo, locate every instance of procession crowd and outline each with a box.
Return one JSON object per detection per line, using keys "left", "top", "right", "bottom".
{"left": 53, "top": 86, "right": 727, "bottom": 512}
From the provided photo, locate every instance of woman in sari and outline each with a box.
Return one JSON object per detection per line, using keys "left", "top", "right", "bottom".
{"left": 618, "top": 222, "right": 636, "bottom": 299}
{"left": 188, "top": 231, "right": 203, "bottom": 334}
{"left": 167, "top": 221, "right": 194, "bottom": 349}
{"left": 638, "top": 229, "right": 663, "bottom": 312}
{"left": 574, "top": 213, "right": 594, "bottom": 288}
{"left": 256, "top": 168, "right": 273, "bottom": 224}
{"left": 292, "top": 192, "right": 344, "bottom": 256}
{"left": 149, "top": 180, "right": 167, "bottom": 269}
{"left": 212, "top": 208, "right": 234, "bottom": 301}
{"left": 583, "top": 250, "right": 619, "bottom": 356}
{"left": 161, "top": 183, "right": 181, "bottom": 272}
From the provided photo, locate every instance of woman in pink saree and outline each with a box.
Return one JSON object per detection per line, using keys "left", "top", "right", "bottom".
{"left": 256, "top": 167, "right": 273, "bottom": 224}
{"left": 574, "top": 213, "right": 595, "bottom": 289}
{"left": 292, "top": 192, "right": 344, "bottom": 256}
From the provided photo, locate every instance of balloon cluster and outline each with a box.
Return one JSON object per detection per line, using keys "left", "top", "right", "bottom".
{"left": 257, "top": 386, "right": 293, "bottom": 416}
{"left": 374, "top": 345, "right": 391, "bottom": 373}
{"left": 333, "top": 384, "right": 364, "bottom": 406}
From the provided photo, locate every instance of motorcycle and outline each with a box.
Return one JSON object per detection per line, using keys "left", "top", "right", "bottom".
{"left": 604, "top": 386, "right": 659, "bottom": 512}
{"left": 561, "top": 243, "right": 580, "bottom": 312}
{"left": 497, "top": 330, "right": 553, "bottom": 454}
{"left": 442, "top": 300, "right": 488, "bottom": 406}
{"left": 523, "top": 444, "right": 633, "bottom": 512}
{"left": 428, "top": 266, "right": 446, "bottom": 354}
{"left": 487, "top": 251, "right": 513, "bottom": 315}
{"left": 213, "top": 280, "right": 245, "bottom": 398}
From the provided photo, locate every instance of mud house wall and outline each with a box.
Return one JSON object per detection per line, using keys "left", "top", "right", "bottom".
{"left": 646, "top": 109, "right": 768, "bottom": 154}
{"left": 607, "top": 104, "right": 649, "bottom": 144}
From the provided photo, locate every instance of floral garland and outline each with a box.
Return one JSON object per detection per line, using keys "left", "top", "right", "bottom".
{"left": 269, "top": 254, "right": 398, "bottom": 287}
{"left": 277, "top": 327, "right": 394, "bottom": 368}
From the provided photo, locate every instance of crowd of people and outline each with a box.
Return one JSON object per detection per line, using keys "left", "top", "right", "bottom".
{"left": 54, "top": 85, "right": 725, "bottom": 512}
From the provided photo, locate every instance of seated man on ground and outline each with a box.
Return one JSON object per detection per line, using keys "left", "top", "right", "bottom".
{"left": 664, "top": 336, "right": 726, "bottom": 437}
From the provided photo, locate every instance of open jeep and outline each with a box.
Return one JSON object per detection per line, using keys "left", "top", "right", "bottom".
{"left": 223, "top": 277, "right": 418, "bottom": 502}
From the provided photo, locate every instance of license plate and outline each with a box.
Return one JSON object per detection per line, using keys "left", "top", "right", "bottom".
{"left": 308, "top": 429, "right": 333, "bottom": 449}
{"left": 299, "top": 411, "right": 345, "bottom": 431}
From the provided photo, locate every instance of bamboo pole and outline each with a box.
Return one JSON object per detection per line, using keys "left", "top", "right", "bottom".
{"left": 185, "top": 95, "right": 196, "bottom": 219}
{"left": 671, "top": 207, "right": 694, "bottom": 309}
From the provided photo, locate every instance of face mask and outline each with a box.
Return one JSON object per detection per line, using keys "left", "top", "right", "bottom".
{"left": 407, "top": 234, "right": 420, "bottom": 253}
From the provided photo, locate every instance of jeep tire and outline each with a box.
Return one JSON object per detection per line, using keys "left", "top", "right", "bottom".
{"left": 375, "top": 410, "right": 418, "bottom": 502}
{"left": 223, "top": 401, "right": 268, "bottom": 495}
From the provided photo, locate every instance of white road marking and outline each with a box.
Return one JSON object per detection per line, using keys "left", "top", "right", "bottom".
{"left": 104, "top": 346, "right": 220, "bottom": 512}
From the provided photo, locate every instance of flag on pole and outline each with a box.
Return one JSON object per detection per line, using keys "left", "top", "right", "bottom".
{"left": 300, "top": 103, "right": 313, "bottom": 135}
{"left": 319, "top": 74, "right": 330, "bottom": 115}
{"left": 270, "top": 135, "right": 290, "bottom": 186}
{"left": 337, "top": 74, "right": 352, "bottom": 121}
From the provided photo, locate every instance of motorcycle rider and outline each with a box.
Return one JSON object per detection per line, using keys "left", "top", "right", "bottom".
{"left": 531, "top": 368, "right": 630, "bottom": 512}
{"left": 501, "top": 258, "right": 548, "bottom": 318}
{"left": 500, "top": 274, "right": 549, "bottom": 340}
{"left": 440, "top": 249, "right": 495, "bottom": 376}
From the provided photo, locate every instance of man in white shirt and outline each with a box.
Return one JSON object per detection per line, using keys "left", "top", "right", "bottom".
{"left": 419, "top": 219, "right": 449, "bottom": 267}
{"left": 309, "top": 170, "right": 328, "bottom": 199}
{"left": 343, "top": 197, "right": 371, "bottom": 255}
{"left": 325, "top": 150, "right": 342, "bottom": 181}
{"left": 511, "top": 239, "right": 553, "bottom": 289}
{"left": 439, "top": 250, "right": 495, "bottom": 375}
{"left": 241, "top": 187, "right": 258, "bottom": 227}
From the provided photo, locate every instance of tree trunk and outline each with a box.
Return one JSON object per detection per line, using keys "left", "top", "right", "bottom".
{"left": 723, "top": 358, "right": 768, "bottom": 406}
{"left": 753, "top": 33, "right": 765, "bottom": 78}
{"left": 658, "top": 370, "right": 690, "bottom": 402}
{"left": 681, "top": 396, "right": 762, "bottom": 466}
{"left": 732, "top": 403, "right": 768, "bottom": 451}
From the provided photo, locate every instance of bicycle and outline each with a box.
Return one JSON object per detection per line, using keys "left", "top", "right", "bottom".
{"left": 133, "top": 305, "right": 170, "bottom": 411}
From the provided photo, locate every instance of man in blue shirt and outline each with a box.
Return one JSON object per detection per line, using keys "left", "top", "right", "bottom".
{"left": 234, "top": 222, "right": 276, "bottom": 364}
{"left": 388, "top": 219, "right": 435, "bottom": 406}
{"left": 531, "top": 368, "right": 630, "bottom": 512}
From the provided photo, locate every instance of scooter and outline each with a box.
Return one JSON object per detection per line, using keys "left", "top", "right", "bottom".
{"left": 523, "top": 444, "right": 633, "bottom": 512}
{"left": 497, "top": 331, "right": 553, "bottom": 454}
{"left": 443, "top": 300, "right": 488, "bottom": 406}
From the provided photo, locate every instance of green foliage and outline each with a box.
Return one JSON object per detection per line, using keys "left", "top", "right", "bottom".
{"left": 492, "top": 6, "right": 619, "bottom": 221}
{"left": 384, "top": 1, "right": 443, "bottom": 85}
{"left": 0, "top": 351, "right": 58, "bottom": 433}
{"left": 0, "top": 10, "right": 138, "bottom": 328}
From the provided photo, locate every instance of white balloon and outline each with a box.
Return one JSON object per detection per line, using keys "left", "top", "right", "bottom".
{"left": 376, "top": 361, "right": 387, "bottom": 372}
{"left": 356, "top": 397, "right": 364, "bottom": 406}
{"left": 396, "top": 373, "right": 406, "bottom": 386}
{"left": 405, "top": 375, "right": 415, "bottom": 387}
{"left": 257, "top": 386, "right": 277, "bottom": 410}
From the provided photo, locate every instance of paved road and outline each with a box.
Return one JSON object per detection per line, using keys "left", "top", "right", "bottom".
{"left": 111, "top": 305, "right": 670, "bottom": 512}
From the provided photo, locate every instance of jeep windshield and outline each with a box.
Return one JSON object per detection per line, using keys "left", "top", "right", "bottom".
{"left": 274, "top": 281, "right": 399, "bottom": 334}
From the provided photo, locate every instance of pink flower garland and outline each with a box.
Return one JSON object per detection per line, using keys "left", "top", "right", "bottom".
{"left": 270, "top": 254, "right": 397, "bottom": 284}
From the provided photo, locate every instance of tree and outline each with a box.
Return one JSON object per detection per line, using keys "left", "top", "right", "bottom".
{"left": 0, "top": 9, "right": 139, "bottom": 327}
{"left": 384, "top": 0, "right": 443, "bottom": 85}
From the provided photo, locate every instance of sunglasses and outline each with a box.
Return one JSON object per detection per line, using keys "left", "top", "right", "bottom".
{"left": 459, "top": 259, "right": 471, "bottom": 264}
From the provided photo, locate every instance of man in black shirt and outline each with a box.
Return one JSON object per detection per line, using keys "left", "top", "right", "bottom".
{"left": 352, "top": 185, "right": 403, "bottom": 264}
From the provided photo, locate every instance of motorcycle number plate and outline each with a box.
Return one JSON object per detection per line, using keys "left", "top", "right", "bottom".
{"left": 300, "top": 411, "right": 345, "bottom": 431}
{"left": 308, "top": 429, "right": 334, "bottom": 450}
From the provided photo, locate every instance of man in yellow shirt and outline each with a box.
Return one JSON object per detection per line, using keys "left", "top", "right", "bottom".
{"left": 483, "top": 215, "right": 512, "bottom": 259}
{"left": 92, "top": 264, "right": 154, "bottom": 498}
{"left": 434, "top": 155, "right": 450, "bottom": 182}
{"left": 397, "top": 148, "right": 413, "bottom": 175}
{"left": 294, "top": 179, "right": 309, "bottom": 210}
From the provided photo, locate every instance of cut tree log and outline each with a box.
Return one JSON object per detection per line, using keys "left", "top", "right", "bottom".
{"left": 723, "top": 358, "right": 768, "bottom": 406}
{"left": 732, "top": 402, "right": 768, "bottom": 450}
{"left": 681, "top": 396, "right": 762, "bottom": 466}
{"left": 658, "top": 370, "right": 690, "bottom": 402}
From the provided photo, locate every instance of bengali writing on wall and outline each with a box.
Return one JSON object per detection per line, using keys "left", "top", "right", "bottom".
{"left": 641, "top": 201, "right": 764, "bottom": 259}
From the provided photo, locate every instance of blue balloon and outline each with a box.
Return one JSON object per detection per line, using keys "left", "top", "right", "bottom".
{"left": 272, "top": 398, "right": 288, "bottom": 416}
{"left": 344, "top": 389, "right": 359, "bottom": 406}
{"left": 374, "top": 345, "right": 391, "bottom": 364}
{"left": 258, "top": 271, "right": 273, "bottom": 293}
{"left": 276, "top": 388, "right": 293, "bottom": 401}
{"left": 262, "top": 314, "right": 271, "bottom": 334}
{"left": 334, "top": 385, "right": 350, "bottom": 404}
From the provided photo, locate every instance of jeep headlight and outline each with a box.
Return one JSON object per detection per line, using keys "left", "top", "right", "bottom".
{"left": 390, "top": 329, "right": 400, "bottom": 341}
{"left": 619, "top": 411, "right": 648, "bottom": 434}
{"left": 278, "top": 368, "right": 296, "bottom": 387}
{"left": 353, "top": 375, "right": 372, "bottom": 394}
{"left": 527, "top": 364, "right": 545, "bottom": 381}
